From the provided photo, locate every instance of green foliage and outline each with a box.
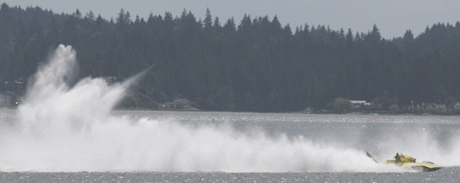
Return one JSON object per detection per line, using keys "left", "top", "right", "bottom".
{"left": 444, "top": 96, "right": 457, "bottom": 106}
{"left": 1, "top": 3, "right": 460, "bottom": 112}
{"left": 333, "top": 97, "right": 351, "bottom": 114}
{"left": 372, "top": 90, "right": 397, "bottom": 110}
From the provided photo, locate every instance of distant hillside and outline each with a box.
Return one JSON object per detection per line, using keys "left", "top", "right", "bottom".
{"left": 1, "top": 3, "right": 460, "bottom": 112}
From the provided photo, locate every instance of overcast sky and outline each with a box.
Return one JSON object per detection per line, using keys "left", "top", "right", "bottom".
{"left": 3, "top": 0, "right": 460, "bottom": 38}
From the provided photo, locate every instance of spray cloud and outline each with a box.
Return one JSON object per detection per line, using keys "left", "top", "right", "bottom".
{"left": 0, "top": 45, "right": 403, "bottom": 172}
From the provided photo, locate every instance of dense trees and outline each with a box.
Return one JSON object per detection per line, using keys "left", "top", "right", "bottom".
{"left": 2, "top": 3, "right": 460, "bottom": 112}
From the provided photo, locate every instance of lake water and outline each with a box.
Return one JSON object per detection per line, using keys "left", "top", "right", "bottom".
{"left": 1, "top": 110, "right": 460, "bottom": 182}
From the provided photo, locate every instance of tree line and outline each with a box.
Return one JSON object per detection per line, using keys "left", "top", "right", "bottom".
{"left": 1, "top": 3, "right": 460, "bottom": 112}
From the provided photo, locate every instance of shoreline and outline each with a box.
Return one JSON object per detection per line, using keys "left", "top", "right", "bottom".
{"left": 3, "top": 106, "right": 460, "bottom": 116}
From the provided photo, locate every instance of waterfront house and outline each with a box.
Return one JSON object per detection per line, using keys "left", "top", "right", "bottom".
{"left": 162, "top": 98, "right": 191, "bottom": 108}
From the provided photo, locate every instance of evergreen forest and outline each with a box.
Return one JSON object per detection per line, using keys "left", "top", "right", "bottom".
{"left": 2, "top": 3, "right": 460, "bottom": 112}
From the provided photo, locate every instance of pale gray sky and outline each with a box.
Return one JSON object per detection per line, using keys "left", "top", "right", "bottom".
{"left": 3, "top": 0, "right": 460, "bottom": 38}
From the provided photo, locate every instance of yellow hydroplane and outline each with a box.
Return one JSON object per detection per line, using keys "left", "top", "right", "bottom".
{"left": 366, "top": 152, "right": 441, "bottom": 172}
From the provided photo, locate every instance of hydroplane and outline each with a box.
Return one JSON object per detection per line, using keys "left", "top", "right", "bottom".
{"left": 366, "top": 152, "right": 441, "bottom": 172}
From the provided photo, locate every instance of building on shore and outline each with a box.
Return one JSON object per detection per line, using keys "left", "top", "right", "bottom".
{"left": 162, "top": 98, "right": 191, "bottom": 109}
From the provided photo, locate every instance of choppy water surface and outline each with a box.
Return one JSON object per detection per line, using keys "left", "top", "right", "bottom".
{"left": 0, "top": 167, "right": 459, "bottom": 183}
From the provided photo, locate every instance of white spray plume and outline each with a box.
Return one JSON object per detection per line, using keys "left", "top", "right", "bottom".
{"left": 0, "top": 45, "right": 403, "bottom": 172}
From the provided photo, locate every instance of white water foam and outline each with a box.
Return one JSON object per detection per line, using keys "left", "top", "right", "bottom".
{"left": 0, "top": 45, "right": 403, "bottom": 172}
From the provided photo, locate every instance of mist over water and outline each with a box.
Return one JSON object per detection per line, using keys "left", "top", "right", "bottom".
{"left": 0, "top": 45, "right": 447, "bottom": 172}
